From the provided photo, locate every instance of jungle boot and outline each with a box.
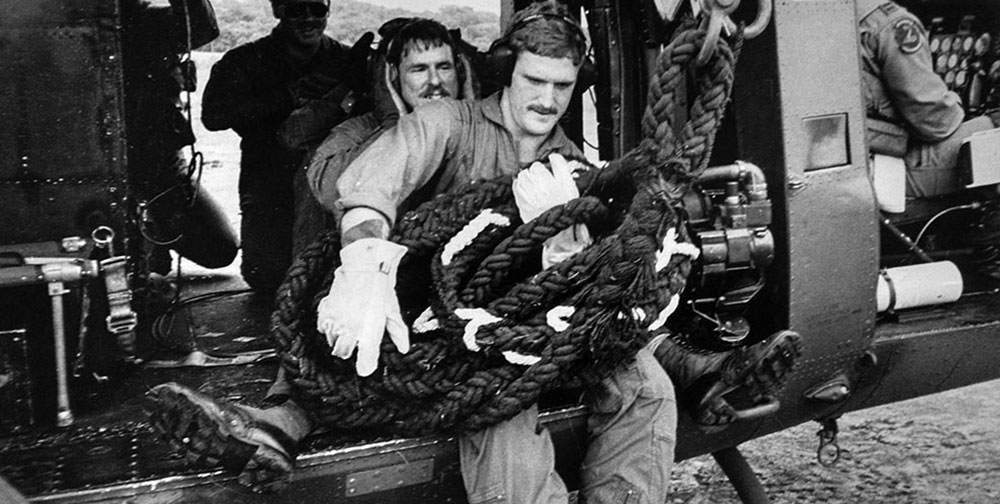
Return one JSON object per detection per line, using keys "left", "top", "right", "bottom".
{"left": 143, "top": 382, "right": 311, "bottom": 493}
{"left": 653, "top": 329, "right": 802, "bottom": 432}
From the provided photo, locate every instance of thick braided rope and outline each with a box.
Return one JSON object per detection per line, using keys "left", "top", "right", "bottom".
{"left": 642, "top": 21, "right": 741, "bottom": 184}
{"left": 271, "top": 25, "right": 741, "bottom": 436}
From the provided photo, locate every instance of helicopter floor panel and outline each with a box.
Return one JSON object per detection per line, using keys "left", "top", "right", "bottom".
{"left": 0, "top": 270, "right": 587, "bottom": 503}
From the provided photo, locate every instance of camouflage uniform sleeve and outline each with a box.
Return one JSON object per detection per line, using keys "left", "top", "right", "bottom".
{"left": 876, "top": 7, "right": 963, "bottom": 142}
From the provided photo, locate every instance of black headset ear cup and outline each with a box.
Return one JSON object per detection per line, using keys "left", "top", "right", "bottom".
{"left": 480, "top": 40, "right": 516, "bottom": 89}
{"left": 485, "top": 12, "right": 587, "bottom": 89}
{"left": 496, "top": 43, "right": 516, "bottom": 86}
{"left": 576, "top": 57, "right": 596, "bottom": 93}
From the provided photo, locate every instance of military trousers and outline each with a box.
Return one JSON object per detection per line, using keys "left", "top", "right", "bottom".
{"left": 906, "top": 115, "right": 997, "bottom": 197}
{"left": 458, "top": 341, "right": 677, "bottom": 504}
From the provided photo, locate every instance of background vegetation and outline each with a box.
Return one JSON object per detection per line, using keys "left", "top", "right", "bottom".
{"left": 199, "top": 0, "right": 500, "bottom": 52}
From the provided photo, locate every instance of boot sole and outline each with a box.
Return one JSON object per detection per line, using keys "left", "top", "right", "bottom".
{"left": 143, "top": 382, "right": 295, "bottom": 494}
{"left": 726, "top": 330, "right": 802, "bottom": 398}
{"left": 695, "top": 330, "right": 803, "bottom": 432}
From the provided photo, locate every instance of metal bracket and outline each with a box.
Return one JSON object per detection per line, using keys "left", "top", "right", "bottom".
{"left": 344, "top": 459, "right": 434, "bottom": 497}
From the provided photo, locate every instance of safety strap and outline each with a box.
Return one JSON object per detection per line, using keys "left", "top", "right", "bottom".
{"left": 100, "top": 256, "right": 138, "bottom": 353}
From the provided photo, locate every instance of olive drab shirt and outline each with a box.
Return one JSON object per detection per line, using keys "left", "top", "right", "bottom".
{"left": 334, "top": 92, "right": 584, "bottom": 224}
{"left": 857, "top": 0, "right": 964, "bottom": 142}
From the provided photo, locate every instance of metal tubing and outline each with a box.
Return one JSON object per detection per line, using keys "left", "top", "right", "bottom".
{"left": 0, "top": 265, "right": 46, "bottom": 288}
{"left": 0, "top": 260, "right": 99, "bottom": 289}
{"left": 712, "top": 446, "right": 771, "bottom": 504}
{"left": 696, "top": 161, "right": 769, "bottom": 201}
{"left": 48, "top": 282, "right": 74, "bottom": 427}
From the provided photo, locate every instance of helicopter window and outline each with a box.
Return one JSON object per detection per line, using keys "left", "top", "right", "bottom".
{"left": 803, "top": 113, "right": 849, "bottom": 171}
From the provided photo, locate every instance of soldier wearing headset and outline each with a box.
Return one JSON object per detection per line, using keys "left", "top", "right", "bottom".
{"left": 145, "top": 2, "right": 798, "bottom": 500}
{"left": 319, "top": 4, "right": 672, "bottom": 501}
{"left": 293, "top": 17, "right": 479, "bottom": 254}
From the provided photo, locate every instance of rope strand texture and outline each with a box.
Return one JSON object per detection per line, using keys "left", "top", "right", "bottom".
{"left": 271, "top": 25, "right": 742, "bottom": 436}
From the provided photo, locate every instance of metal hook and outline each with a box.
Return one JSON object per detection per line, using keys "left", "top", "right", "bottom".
{"left": 695, "top": 0, "right": 773, "bottom": 66}
{"left": 91, "top": 225, "right": 115, "bottom": 254}
{"left": 743, "top": 0, "right": 772, "bottom": 39}
{"left": 816, "top": 417, "right": 842, "bottom": 466}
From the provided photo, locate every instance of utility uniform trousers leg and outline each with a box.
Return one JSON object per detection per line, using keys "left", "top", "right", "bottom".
{"left": 240, "top": 192, "right": 293, "bottom": 295}
{"left": 906, "top": 116, "right": 996, "bottom": 197}
{"left": 459, "top": 403, "right": 568, "bottom": 504}
{"left": 579, "top": 347, "right": 677, "bottom": 504}
{"left": 458, "top": 346, "right": 677, "bottom": 504}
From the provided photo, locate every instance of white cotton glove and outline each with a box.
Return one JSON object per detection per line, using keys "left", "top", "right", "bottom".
{"left": 512, "top": 153, "right": 593, "bottom": 268}
{"left": 316, "top": 238, "right": 410, "bottom": 377}
{"left": 512, "top": 153, "right": 580, "bottom": 222}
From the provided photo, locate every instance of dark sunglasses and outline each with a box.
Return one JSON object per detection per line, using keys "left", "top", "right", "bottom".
{"left": 283, "top": 2, "right": 329, "bottom": 19}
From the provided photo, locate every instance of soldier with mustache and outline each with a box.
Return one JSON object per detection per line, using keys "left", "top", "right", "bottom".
{"left": 314, "top": 5, "right": 676, "bottom": 501}
{"left": 304, "top": 17, "right": 479, "bottom": 218}
{"left": 268, "top": 16, "right": 480, "bottom": 412}
{"left": 145, "top": 2, "right": 799, "bottom": 499}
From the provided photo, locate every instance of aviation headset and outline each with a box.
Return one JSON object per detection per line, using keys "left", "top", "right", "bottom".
{"left": 481, "top": 11, "right": 593, "bottom": 87}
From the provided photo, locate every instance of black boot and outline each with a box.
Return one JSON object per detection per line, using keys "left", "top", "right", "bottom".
{"left": 653, "top": 329, "right": 802, "bottom": 432}
{"left": 967, "top": 201, "right": 1000, "bottom": 281}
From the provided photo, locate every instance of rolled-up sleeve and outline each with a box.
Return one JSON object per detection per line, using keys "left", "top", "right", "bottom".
{"left": 306, "top": 114, "right": 380, "bottom": 212}
{"left": 335, "top": 103, "right": 458, "bottom": 224}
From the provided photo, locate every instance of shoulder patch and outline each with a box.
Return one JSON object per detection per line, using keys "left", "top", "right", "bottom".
{"left": 893, "top": 18, "right": 923, "bottom": 54}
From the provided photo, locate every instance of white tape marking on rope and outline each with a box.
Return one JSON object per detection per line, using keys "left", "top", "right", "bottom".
{"left": 454, "top": 308, "right": 503, "bottom": 352}
{"left": 412, "top": 307, "right": 440, "bottom": 333}
{"left": 655, "top": 228, "right": 700, "bottom": 272}
{"left": 648, "top": 294, "right": 680, "bottom": 331}
{"left": 545, "top": 306, "right": 575, "bottom": 331}
{"left": 441, "top": 210, "right": 511, "bottom": 266}
{"left": 502, "top": 351, "right": 542, "bottom": 366}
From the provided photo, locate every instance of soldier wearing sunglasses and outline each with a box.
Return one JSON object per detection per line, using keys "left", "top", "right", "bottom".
{"left": 201, "top": 0, "right": 366, "bottom": 296}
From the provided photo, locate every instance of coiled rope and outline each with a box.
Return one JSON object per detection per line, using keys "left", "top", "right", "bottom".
{"left": 271, "top": 23, "right": 742, "bottom": 436}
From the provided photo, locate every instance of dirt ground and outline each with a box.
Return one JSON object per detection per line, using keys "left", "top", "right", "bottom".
{"left": 666, "top": 379, "right": 1000, "bottom": 503}
{"left": 184, "top": 52, "right": 1000, "bottom": 504}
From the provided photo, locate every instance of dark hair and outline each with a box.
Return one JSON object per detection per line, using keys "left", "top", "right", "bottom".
{"left": 380, "top": 18, "right": 456, "bottom": 67}
{"left": 504, "top": 1, "right": 587, "bottom": 66}
{"left": 378, "top": 17, "right": 471, "bottom": 99}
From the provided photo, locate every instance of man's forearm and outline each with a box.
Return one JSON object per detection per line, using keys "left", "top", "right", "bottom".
{"left": 340, "top": 207, "right": 390, "bottom": 245}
